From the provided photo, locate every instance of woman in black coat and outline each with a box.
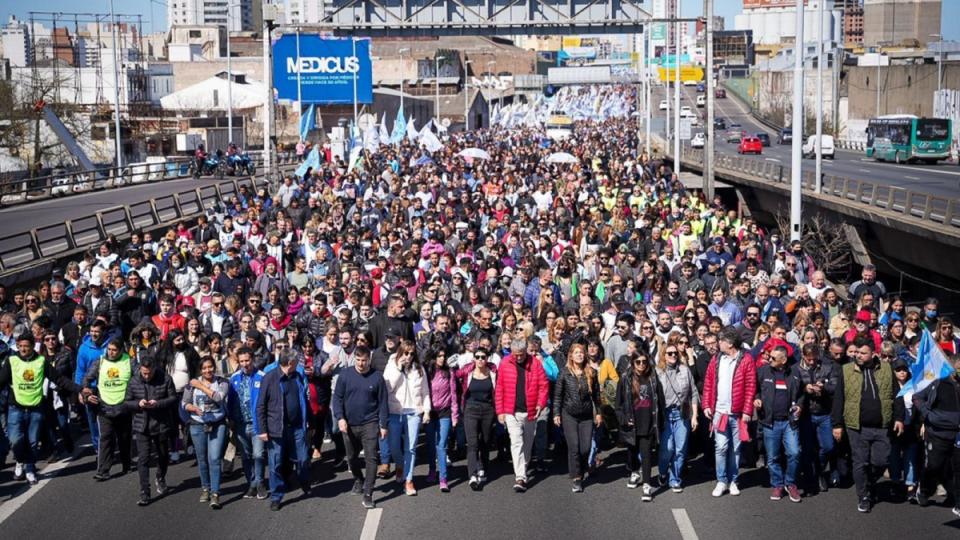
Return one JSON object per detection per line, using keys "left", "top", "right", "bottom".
{"left": 615, "top": 350, "right": 664, "bottom": 501}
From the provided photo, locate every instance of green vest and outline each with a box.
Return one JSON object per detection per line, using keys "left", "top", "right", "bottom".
{"left": 10, "top": 355, "right": 45, "bottom": 407}
{"left": 98, "top": 354, "right": 132, "bottom": 406}
{"left": 842, "top": 361, "right": 894, "bottom": 431}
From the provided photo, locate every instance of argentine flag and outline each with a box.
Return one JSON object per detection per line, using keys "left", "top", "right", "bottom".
{"left": 899, "top": 329, "right": 954, "bottom": 397}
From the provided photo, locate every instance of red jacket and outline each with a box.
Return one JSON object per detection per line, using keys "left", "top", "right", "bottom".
{"left": 702, "top": 351, "right": 757, "bottom": 418}
{"left": 151, "top": 313, "right": 186, "bottom": 340}
{"left": 494, "top": 354, "right": 550, "bottom": 417}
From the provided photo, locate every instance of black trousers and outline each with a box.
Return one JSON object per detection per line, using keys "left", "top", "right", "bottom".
{"left": 136, "top": 433, "right": 170, "bottom": 495}
{"left": 627, "top": 434, "right": 655, "bottom": 484}
{"left": 562, "top": 412, "right": 593, "bottom": 479}
{"left": 848, "top": 427, "right": 891, "bottom": 499}
{"left": 921, "top": 433, "right": 960, "bottom": 501}
{"left": 464, "top": 403, "right": 495, "bottom": 477}
{"left": 97, "top": 413, "right": 132, "bottom": 474}
{"left": 344, "top": 422, "right": 379, "bottom": 496}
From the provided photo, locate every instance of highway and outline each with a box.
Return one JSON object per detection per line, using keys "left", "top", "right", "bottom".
{"left": 0, "top": 442, "right": 955, "bottom": 540}
{"left": 651, "top": 84, "right": 960, "bottom": 199}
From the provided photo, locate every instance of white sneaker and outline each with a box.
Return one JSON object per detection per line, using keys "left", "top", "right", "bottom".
{"left": 322, "top": 435, "right": 333, "bottom": 444}
{"left": 14, "top": 462, "right": 23, "bottom": 479}
{"left": 641, "top": 483, "right": 653, "bottom": 502}
{"left": 729, "top": 482, "right": 741, "bottom": 496}
{"left": 627, "top": 472, "right": 641, "bottom": 489}
{"left": 712, "top": 482, "right": 728, "bottom": 497}
{"left": 25, "top": 471, "right": 38, "bottom": 485}
{"left": 169, "top": 451, "right": 180, "bottom": 462}
{"left": 478, "top": 469, "right": 486, "bottom": 479}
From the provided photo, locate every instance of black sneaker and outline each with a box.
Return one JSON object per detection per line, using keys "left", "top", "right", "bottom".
{"left": 513, "top": 479, "right": 527, "bottom": 493}
{"left": 572, "top": 479, "right": 583, "bottom": 493}
{"left": 362, "top": 494, "right": 376, "bottom": 509}
{"left": 210, "top": 493, "right": 222, "bottom": 510}
{"left": 351, "top": 479, "right": 364, "bottom": 495}
{"left": 469, "top": 476, "right": 480, "bottom": 491}
{"left": 137, "top": 492, "right": 150, "bottom": 506}
{"left": 256, "top": 483, "right": 269, "bottom": 500}
{"left": 243, "top": 486, "right": 258, "bottom": 499}
{"left": 301, "top": 483, "right": 313, "bottom": 498}
{"left": 92, "top": 472, "right": 109, "bottom": 482}
{"left": 270, "top": 500, "right": 281, "bottom": 511}
{"left": 857, "top": 497, "right": 872, "bottom": 513}
{"left": 914, "top": 491, "right": 930, "bottom": 507}
{"left": 155, "top": 478, "right": 168, "bottom": 496}
{"left": 819, "top": 473, "right": 830, "bottom": 493}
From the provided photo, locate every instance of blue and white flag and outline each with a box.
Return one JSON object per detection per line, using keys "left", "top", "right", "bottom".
{"left": 390, "top": 107, "right": 407, "bottom": 144}
{"left": 299, "top": 104, "right": 316, "bottom": 141}
{"left": 295, "top": 146, "right": 321, "bottom": 178}
{"left": 899, "top": 329, "right": 955, "bottom": 397}
{"left": 379, "top": 114, "right": 391, "bottom": 146}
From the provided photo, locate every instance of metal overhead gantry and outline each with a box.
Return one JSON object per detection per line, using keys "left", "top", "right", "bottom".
{"left": 316, "top": 0, "right": 651, "bottom": 36}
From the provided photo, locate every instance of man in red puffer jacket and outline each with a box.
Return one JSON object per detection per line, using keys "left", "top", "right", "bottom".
{"left": 702, "top": 327, "right": 757, "bottom": 498}
{"left": 151, "top": 294, "right": 185, "bottom": 340}
{"left": 495, "top": 336, "right": 550, "bottom": 493}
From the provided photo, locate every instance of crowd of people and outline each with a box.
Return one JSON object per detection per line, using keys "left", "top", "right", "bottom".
{"left": 0, "top": 101, "right": 958, "bottom": 519}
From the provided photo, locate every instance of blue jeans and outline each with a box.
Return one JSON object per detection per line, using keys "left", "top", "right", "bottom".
{"left": 889, "top": 436, "right": 918, "bottom": 487}
{"left": 266, "top": 425, "right": 311, "bottom": 502}
{"left": 7, "top": 404, "right": 44, "bottom": 471}
{"left": 190, "top": 423, "right": 227, "bottom": 494}
{"left": 379, "top": 432, "right": 393, "bottom": 465}
{"left": 84, "top": 404, "right": 100, "bottom": 453}
{"left": 713, "top": 413, "right": 742, "bottom": 485}
{"left": 763, "top": 420, "right": 801, "bottom": 488}
{"left": 658, "top": 407, "right": 690, "bottom": 488}
{"left": 388, "top": 412, "right": 422, "bottom": 482}
{"left": 424, "top": 416, "right": 452, "bottom": 479}
{"left": 236, "top": 422, "right": 265, "bottom": 487}
{"left": 800, "top": 413, "right": 834, "bottom": 479}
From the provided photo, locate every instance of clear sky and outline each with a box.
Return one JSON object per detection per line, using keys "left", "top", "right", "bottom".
{"left": 4, "top": 1, "right": 959, "bottom": 40}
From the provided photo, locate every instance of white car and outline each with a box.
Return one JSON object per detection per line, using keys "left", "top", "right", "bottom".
{"left": 691, "top": 132, "right": 705, "bottom": 148}
{"left": 681, "top": 105, "right": 692, "bottom": 115}
{"left": 659, "top": 100, "right": 668, "bottom": 111}
{"left": 680, "top": 109, "right": 699, "bottom": 126}
{"left": 802, "top": 134, "right": 835, "bottom": 159}
{"left": 696, "top": 95, "right": 706, "bottom": 107}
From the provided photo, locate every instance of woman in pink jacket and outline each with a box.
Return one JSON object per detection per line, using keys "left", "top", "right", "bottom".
{"left": 423, "top": 347, "right": 459, "bottom": 492}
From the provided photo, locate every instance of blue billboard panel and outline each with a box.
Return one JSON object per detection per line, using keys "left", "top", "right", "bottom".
{"left": 273, "top": 35, "right": 373, "bottom": 105}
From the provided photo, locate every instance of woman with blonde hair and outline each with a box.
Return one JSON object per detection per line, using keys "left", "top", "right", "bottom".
{"left": 656, "top": 339, "right": 700, "bottom": 493}
{"left": 543, "top": 317, "right": 566, "bottom": 356}
{"left": 552, "top": 343, "right": 601, "bottom": 492}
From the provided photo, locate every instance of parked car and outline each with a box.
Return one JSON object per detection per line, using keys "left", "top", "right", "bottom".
{"left": 756, "top": 132, "right": 771, "bottom": 147}
{"left": 777, "top": 128, "right": 793, "bottom": 145}
{"left": 696, "top": 95, "right": 706, "bottom": 107}
{"left": 725, "top": 128, "right": 746, "bottom": 144}
{"left": 738, "top": 137, "right": 763, "bottom": 155}
{"left": 802, "top": 134, "right": 835, "bottom": 159}
{"left": 691, "top": 132, "right": 706, "bottom": 148}
{"left": 659, "top": 100, "right": 668, "bottom": 111}
{"left": 714, "top": 117, "right": 727, "bottom": 130}
{"left": 714, "top": 88, "right": 726, "bottom": 98}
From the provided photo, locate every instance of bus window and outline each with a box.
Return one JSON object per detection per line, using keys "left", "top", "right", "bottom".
{"left": 916, "top": 119, "right": 949, "bottom": 140}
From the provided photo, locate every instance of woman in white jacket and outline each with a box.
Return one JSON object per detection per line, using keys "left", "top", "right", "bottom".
{"left": 384, "top": 339, "right": 431, "bottom": 496}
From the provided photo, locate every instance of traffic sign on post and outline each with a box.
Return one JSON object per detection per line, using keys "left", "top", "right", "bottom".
{"left": 679, "top": 118, "right": 692, "bottom": 140}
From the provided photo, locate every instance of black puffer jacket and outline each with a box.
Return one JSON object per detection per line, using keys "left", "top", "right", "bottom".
{"left": 552, "top": 366, "right": 600, "bottom": 420}
{"left": 796, "top": 358, "right": 838, "bottom": 417}
{"left": 124, "top": 366, "right": 178, "bottom": 436}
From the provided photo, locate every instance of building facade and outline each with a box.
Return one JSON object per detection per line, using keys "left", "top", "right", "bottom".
{"left": 167, "top": 0, "right": 261, "bottom": 32}
{"left": 863, "top": 0, "right": 941, "bottom": 47}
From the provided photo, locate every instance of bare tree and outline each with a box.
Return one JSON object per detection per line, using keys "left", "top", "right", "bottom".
{"left": 774, "top": 209, "right": 852, "bottom": 279}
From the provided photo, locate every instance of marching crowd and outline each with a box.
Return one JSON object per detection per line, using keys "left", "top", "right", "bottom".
{"left": 0, "top": 102, "right": 958, "bottom": 519}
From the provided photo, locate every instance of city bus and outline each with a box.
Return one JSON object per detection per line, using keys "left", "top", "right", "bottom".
{"left": 865, "top": 115, "right": 952, "bottom": 164}
{"left": 545, "top": 112, "right": 574, "bottom": 141}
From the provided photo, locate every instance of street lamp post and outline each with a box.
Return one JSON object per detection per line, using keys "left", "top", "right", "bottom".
{"left": 673, "top": 0, "right": 682, "bottom": 172}
{"left": 436, "top": 55, "right": 446, "bottom": 128}
{"left": 464, "top": 59, "right": 472, "bottom": 132}
{"left": 226, "top": 2, "right": 235, "bottom": 146}
{"left": 109, "top": 0, "right": 122, "bottom": 168}
{"left": 789, "top": 0, "right": 804, "bottom": 241}
{"left": 815, "top": 0, "right": 823, "bottom": 193}
{"left": 705, "top": 0, "right": 716, "bottom": 199}
{"left": 645, "top": 29, "right": 651, "bottom": 156}
{"left": 398, "top": 48, "right": 409, "bottom": 116}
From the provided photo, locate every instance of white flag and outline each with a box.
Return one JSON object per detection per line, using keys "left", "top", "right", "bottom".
{"left": 406, "top": 117, "right": 419, "bottom": 142}
{"left": 379, "top": 114, "right": 391, "bottom": 145}
{"left": 419, "top": 127, "right": 444, "bottom": 153}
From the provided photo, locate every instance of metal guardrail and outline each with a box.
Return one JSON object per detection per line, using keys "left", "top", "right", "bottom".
{"left": 0, "top": 151, "right": 298, "bottom": 207}
{"left": 679, "top": 146, "right": 960, "bottom": 229}
{"left": 0, "top": 177, "right": 266, "bottom": 278}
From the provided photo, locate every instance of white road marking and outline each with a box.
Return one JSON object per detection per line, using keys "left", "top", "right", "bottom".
{"left": 0, "top": 455, "right": 77, "bottom": 526}
{"left": 905, "top": 175, "right": 920, "bottom": 180}
{"left": 858, "top": 168, "right": 872, "bottom": 173}
{"left": 672, "top": 508, "right": 700, "bottom": 540}
{"left": 360, "top": 508, "right": 383, "bottom": 540}
{"left": 765, "top": 158, "right": 781, "bottom": 162}
{"left": 856, "top": 158, "right": 960, "bottom": 177}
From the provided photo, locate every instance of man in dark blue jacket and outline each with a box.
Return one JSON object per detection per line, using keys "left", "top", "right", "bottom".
{"left": 912, "top": 354, "right": 960, "bottom": 516}
{"left": 332, "top": 346, "right": 388, "bottom": 509}
{"left": 256, "top": 350, "right": 310, "bottom": 511}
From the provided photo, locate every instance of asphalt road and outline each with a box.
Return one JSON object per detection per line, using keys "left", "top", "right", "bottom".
{"left": 652, "top": 85, "right": 960, "bottom": 199}
{"left": 0, "top": 439, "right": 956, "bottom": 540}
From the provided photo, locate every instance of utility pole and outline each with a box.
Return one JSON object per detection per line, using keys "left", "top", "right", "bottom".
{"left": 815, "top": 0, "right": 823, "bottom": 193}
{"left": 705, "top": 0, "right": 715, "bottom": 200}
{"left": 398, "top": 48, "right": 409, "bottom": 115}
{"left": 436, "top": 55, "right": 446, "bottom": 128}
{"left": 645, "top": 29, "right": 651, "bottom": 156}
{"left": 262, "top": 6, "right": 276, "bottom": 177}
{"left": 790, "top": 0, "right": 804, "bottom": 241}
{"left": 464, "top": 59, "right": 472, "bottom": 131}
{"left": 673, "top": 0, "right": 682, "bottom": 172}
{"left": 227, "top": 3, "right": 234, "bottom": 145}
{"left": 110, "top": 0, "right": 123, "bottom": 168}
